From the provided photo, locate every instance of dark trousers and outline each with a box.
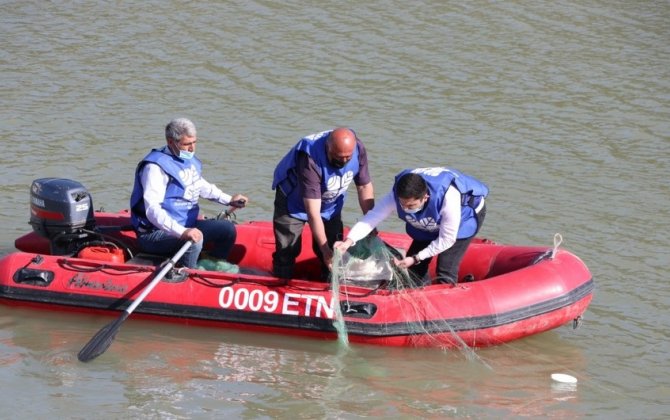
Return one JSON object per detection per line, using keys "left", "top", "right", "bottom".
{"left": 408, "top": 204, "right": 487, "bottom": 285}
{"left": 136, "top": 218, "right": 237, "bottom": 268}
{"left": 272, "top": 189, "right": 343, "bottom": 279}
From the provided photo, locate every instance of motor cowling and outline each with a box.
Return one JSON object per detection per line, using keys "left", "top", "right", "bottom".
{"left": 29, "top": 178, "right": 96, "bottom": 255}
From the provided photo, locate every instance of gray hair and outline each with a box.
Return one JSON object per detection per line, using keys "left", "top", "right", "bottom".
{"left": 165, "top": 118, "right": 197, "bottom": 142}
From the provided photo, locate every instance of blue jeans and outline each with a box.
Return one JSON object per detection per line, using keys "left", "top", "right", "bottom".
{"left": 136, "top": 219, "right": 237, "bottom": 268}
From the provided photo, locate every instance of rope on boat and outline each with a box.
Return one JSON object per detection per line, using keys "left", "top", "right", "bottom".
{"left": 530, "top": 232, "right": 564, "bottom": 265}
{"left": 23, "top": 254, "right": 44, "bottom": 269}
{"left": 338, "top": 283, "right": 386, "bottom": 298}
{"left": 59, "top": 258, "right": 152, "bottom": 274}
{"left": 550, "top": 233, "right": 563, "bottom": 259}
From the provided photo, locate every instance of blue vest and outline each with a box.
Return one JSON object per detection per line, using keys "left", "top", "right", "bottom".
{"left": 393, "top": 167, "right": 489, "bottom": 241}
{"left": 272, "top": 130, "right": 360, "bottom": 221}
{"left": 130, "top": 146, "right": 203, "bottom": 231}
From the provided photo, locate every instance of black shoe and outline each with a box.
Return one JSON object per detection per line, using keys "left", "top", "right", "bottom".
{"left": 436, "top": 276, "right": 457, "bottom": 286}
{"left": 462, "top": 274, "right": 475, "bottom": 283}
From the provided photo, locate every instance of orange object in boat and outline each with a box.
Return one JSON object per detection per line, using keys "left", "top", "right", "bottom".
{"left": 77, "top": 246, "right": 124, "bottom": 263}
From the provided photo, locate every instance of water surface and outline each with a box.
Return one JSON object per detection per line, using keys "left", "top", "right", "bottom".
{"left": 2, "top": 1, "right": 669, "bottom": 418}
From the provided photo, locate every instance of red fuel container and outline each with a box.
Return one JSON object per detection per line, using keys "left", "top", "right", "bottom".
{"left": 77, "top": 246, "right": 125, "bottom": 263}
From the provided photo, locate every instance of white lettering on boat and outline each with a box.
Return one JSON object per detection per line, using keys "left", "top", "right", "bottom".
{"left": 218, "top": 288, "right": 334, "bottom": 318}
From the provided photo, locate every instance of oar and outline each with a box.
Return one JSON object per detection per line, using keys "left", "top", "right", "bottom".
{"left": 77, "top": 240, "right": 193, "bottom": 362}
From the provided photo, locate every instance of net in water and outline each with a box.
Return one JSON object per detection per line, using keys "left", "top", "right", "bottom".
{"left": 331, "top": 235, "right": 479, "bottom": 357}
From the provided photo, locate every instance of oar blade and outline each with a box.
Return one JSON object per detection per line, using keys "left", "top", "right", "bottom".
{"left": 77, "top": 241, "right": 192, "bottom": 363}
{"left": 77, "top": 313, "right": 128, "bottom": 362}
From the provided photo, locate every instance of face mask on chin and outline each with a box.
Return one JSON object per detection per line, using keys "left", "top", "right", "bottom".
{"left": 402, "top": 206, "right": 422, "bottom": 214}
{"left": 402, "top": 196, "right": 428, "bottom": 214}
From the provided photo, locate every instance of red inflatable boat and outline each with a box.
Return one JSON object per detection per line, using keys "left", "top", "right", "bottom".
{"left": 0, "top": 178, "right": 594, "bottom": 349}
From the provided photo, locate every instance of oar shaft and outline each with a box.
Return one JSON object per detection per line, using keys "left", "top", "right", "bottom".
{"left": 77, "top": 240, "right": 193, "bottom": 362}
{"left": 125, "top": 240, "right": 192, "bottom": 314}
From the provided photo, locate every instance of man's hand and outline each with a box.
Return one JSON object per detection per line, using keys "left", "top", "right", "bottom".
{"left": 394, "top": 255, "right": 418, "bottom": 269}
{"left": 229, "top": 194, "right": 248, "bottom": 209}
{"left": 320, "top": 243, "right": 334, "bottom": 270}
{"left": 333, "top": 238, "right": 354, "bottom": 253}
{"left": 181, "top": 227, "right": 203, "bottom": 243}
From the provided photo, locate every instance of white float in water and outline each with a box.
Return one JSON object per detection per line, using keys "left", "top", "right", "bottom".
{"left": 551, "top": 373, "right": 577, "bottom": 384}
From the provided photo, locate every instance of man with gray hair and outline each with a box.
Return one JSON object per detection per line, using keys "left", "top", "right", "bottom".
{"left": 130, "top": 118, "right": 248, "bottom": 269}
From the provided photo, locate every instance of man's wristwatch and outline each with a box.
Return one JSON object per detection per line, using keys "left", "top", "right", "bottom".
{"left": 413, "top": 255, "right": 421, "bottom": 265}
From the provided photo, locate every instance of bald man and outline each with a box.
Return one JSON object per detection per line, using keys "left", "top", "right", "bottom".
{"left": 271, "top": 128, "right": 375, "bottom": 280}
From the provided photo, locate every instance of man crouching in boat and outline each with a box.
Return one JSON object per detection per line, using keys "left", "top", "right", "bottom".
{"left": 334, "top": 167, "right": 488, "bottom": 286}
{"left": 130, "top": 117, "right": 249, "bottom": 269}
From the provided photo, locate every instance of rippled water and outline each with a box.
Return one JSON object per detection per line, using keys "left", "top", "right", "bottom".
{"left": 2, "top": 1, "right": 669, "bottom": 418}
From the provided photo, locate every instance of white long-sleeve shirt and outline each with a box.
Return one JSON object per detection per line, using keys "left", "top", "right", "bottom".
{"left": 141, "top": 163, "right": 233, "bottom": 238}
{"left": 345, "top": 185, "right": 466, "bottom": 261}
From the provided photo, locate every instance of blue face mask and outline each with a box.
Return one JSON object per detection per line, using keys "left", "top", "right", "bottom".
{"left": 402, "top": 196, "right": 427, "bottom": 214}
{"left": 179, "top": 150, "right": 195, "bottom": 160}
{"left": 171, "top": 139, "right": 195, "bottom": 160}
{"left": 402, "top": 206, "right": 422, "bottom": 214}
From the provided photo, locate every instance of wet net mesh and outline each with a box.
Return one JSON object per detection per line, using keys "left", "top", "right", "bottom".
{"left": 331, "top": 235, "right": 481, "bottom": 359}
{"left": 333, "top": 235, "right": 416, "bottom": 289}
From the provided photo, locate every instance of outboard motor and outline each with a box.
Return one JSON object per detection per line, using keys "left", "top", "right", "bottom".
{"left": 29, "top": 178, "right": 96, "bottom": 255}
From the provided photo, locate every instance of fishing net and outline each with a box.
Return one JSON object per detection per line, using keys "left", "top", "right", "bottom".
{"left": 196, "top": 259, "right": 240, "bottom": 274}
{"left": 331, "top": 235, "right": 481, "bottom": 359}
{"left": 334, "top": 235, "right": 418, "bottom": 289}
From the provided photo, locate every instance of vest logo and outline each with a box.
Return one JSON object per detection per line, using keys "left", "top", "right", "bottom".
{"left": 405, "top": 215, "right": 438, "bottom": 231}
{"left": 412, "top": 167, "right": 452, "bottom": 177}
{"left": 304, "top": 130, "right": 330, "bottom": 141}
{"left": 323, "top": 171, "right": 354, "bottom": 203}
{"left": 180, "top": 165, "right": 202, "bottom": 201}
